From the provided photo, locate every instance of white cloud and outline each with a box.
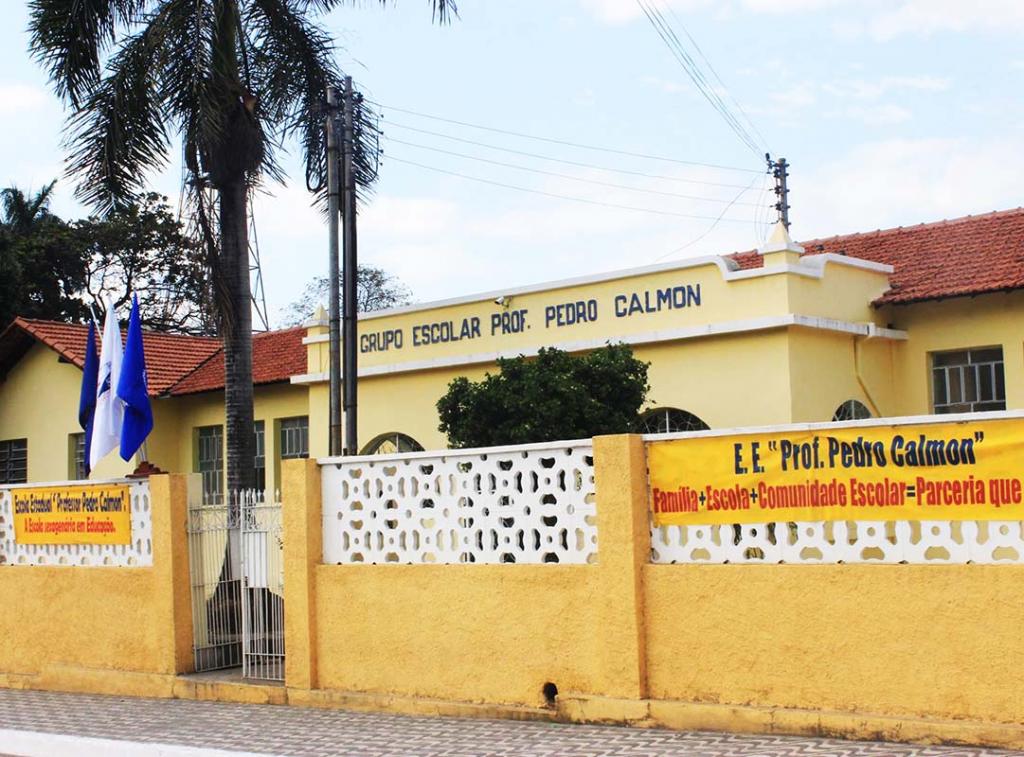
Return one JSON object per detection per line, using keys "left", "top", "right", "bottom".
{"left": 770, "top": 82, "right": 816, "bottom": 108}
{"left": 0, "top": 84, "right": 49, "bottom": 115}
{"left": 868, "top": 0, "right": 1024, "bottom": 40}
{"left": 835, "top": 103, "right": 913, "bottom": 125}
{"left": 740, "top": 0, "right": 846, "bottom": 13}
{"left": 795, "top": 137, "right": 1024, "bottom": 241}
{"left": 822, "top": 75, "right": 949, "bottom": 99}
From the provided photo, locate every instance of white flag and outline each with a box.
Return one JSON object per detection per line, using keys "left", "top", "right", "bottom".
{"left": 90, "top": 300, "right": 124, "bottom": 470}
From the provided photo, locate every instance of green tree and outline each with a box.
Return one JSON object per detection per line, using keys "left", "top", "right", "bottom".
{"left": 437, "top": 345, "right": 651, "bottom": 448}
{"left": 77, "top": 193, "right": 215, "bottom": 334}
{"left": 0, "top": 182, "right": 87, "bottom": 326}
{"left": 284, "top": 265, "right": 411, "bottom": 325}
{"left": 30, "top": 0, "right": 456, "bottom": 492}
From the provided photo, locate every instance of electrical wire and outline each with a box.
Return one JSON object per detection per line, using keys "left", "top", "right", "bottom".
{"left": 371, "top": 102, "right": 762, "bottom": 174}
{"left": 653, "top": 174, "right": 764, "bottom": 261}
{"left": 384, "top": 136, "right": 765, "bottom": 207}
{"left": 384, "top": 121, "right": 758, "bottom": 190}
{"left": 664, "top": 2, "right": 770, "bottom": 153}
{"left": 385, "top": 155, "right": 760, "bottom": 224}
{"left": 635, "top": 0, "right": 763, "bottom": 158}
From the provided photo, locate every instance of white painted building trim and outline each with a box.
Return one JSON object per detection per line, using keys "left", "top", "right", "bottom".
{"left": 312, "top": 252, "right": 894, "bottom": 326}
{"left": 291, "top": 315, "right": 908, "bottom": 385}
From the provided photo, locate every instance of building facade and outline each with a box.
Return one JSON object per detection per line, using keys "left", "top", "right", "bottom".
{"left": 1, "top": 209, "right": 1022, "bottom": 494}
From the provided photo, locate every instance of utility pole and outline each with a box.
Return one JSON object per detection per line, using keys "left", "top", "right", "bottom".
{"left": 325, "top": 86, "right": 342, "bottom": 457}
{"left": 767, "top": 154, "right": 791, "bottom": 230}
{"left": 341, "top": 76, "right": 359, "bottom": 455}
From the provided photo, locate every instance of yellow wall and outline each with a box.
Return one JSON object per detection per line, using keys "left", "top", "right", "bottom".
{"left": 884, "top": 291, "right": 1024, "bottom": 415}
{"left": 644, "top": 564, "right": 1024, "bottom": 725}
{"left": 0, "top": 475, "right": 192, "bottom": 689}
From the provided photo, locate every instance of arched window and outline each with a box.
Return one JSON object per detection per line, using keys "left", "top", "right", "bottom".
{"left": 638, "top": 408, "right": 710, "bottom": 434}
{"left": 832, "top": 399, "right": 872, "bottom": 422}
{"left": 360, "top": 432, "right": 425, "bottom": 455}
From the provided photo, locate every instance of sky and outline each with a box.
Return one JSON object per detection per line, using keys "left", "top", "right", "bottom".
{"left": 3, "top": 0, "right": 1024, "bottom": 326}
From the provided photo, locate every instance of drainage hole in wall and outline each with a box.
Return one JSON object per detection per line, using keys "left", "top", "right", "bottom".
{"left": 542, "top": 681, "right": 558, "bottom": 707}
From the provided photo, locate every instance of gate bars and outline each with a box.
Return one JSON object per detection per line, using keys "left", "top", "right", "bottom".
{"left": 187, "top": 490, "right": 284, "bottom": 681}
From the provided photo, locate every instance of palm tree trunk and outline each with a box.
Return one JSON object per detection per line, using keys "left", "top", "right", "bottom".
{"left": 219, "top": 178, "right": 255, "bottom": 500}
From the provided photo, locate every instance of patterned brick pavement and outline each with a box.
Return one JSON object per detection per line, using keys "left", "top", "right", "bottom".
{"left": 0, "top": 689, "right": 1020, "bottom": 757}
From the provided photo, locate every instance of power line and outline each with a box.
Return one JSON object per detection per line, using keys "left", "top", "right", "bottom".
{"left": 384, "top": 136, "right": 766, "bottom": 208}
{"left": 384, "top": 121, "right": 758, "bottom": 190}
{"left": 635, "top": 0, "right": 763, "bottom": 158}
{"left": 664, "top": 2, "right": 770, "bottom": 153}
{"left": 653, "top": 174, "right": 764, "bottom": 261}
{"left": 386, "top": 155, "right": 760, "bottom": 224}
{"left": 373, "top": 102, "right": 762, "bottom": 174}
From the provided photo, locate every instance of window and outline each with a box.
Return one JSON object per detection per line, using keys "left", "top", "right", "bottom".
{"left": 0, "top": 439, "right": 27, "bottom": 484}
{"left": 279, "top": 417, "right": 309, "bottom": 460}
{"left": 832, "top": 400, "right": 872, "bottom": 422}
{"left": 196, "top": 426, "right": 224, "bottom": 504}
{"left": 254, "top": 421, "right": 266, "bottom": 492}
{"left": 360, "top": 432, "right": 425, "bottom": 455}
{"left": 69, "top": 433, "right": 87, "bottom": 480}
{"left": 638, "top": 408, "right": 710, "bottom": 434}
{"left": 932, "top": 348, "right": 1005, "bottom": 414}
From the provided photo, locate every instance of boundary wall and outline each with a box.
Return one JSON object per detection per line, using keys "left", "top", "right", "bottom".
{"left": 0, "top": 476, "right": 193, "bottom": 696}
{"left": 283, "top": 435, "right": 1024, "bottom": 750}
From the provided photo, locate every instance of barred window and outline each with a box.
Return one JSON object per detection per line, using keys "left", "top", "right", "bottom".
{"left": 361, "top": 432, "right": 425, "bottom": 455}
{"left": 69, "top": 433, "right": 87, "bottom": 480}
{"left": 932, "top": 348, "right": 1005, "bottom": 414}
{"left": 638, "top": 408, "right": 710, "bottom": 434}
{"left": 0, "top": 438, "right": 28, "bottom": 484}
{"left": 279, "top": 417, "right": 309, "bottom": 460}
{"left": 254, "top": 420, "right": 266, "bottom": 491}
{"left": 832, "top": 400, "right": 872, "bottom": 422}
{"left": 196, "top": 426, "right": 224, "bottom": 504}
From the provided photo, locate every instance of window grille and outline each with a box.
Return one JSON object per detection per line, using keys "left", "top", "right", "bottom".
{"left": 254, "top": 421, "right": 266, "bottom": 491}
{"left": 279, "top": 417, "right": 309, "bottom": 460}
{"left": 932, "top": 348, "right": 1005, "bottom": 414}
{"left": 0, "top": 439, "right": 27, "bottom": 484}
{"left": 832, "top": 400, "right": 872, "bottom": 422}
{"left": 196, "top": 426, "right": 224, "bottom": 504}
{"left": 360, "top": 432, "right": 424, "bottom": 455}
{"left": 639, "top": 408, "right": 710, "bottom": 434}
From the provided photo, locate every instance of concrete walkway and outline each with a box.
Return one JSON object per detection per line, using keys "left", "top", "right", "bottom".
{"left": 0, "top": 689, "right": 1018, "bottom": 757}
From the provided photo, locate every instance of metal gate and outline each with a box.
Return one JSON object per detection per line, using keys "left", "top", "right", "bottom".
{"left": 187, "top": 490, "right": 284, "bottom": 680}
{"left": 240, "top": 492, "right": 285, "bottom": 681}
{"left": 187, "top": 498, "right": 242, "bottom": 672}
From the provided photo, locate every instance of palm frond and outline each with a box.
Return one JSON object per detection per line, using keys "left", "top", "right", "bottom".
{"left": 66, "top": 26, "right": 170, "bottom": 213}
{"left": 295, "top": 0, "right": 458, "bottom": 24}
{"left": 28, "top": 0, "right": 149, "bottom": 108}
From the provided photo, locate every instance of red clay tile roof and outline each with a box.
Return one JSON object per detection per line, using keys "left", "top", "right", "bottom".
{"left": 0, "top": 318, "right": 305, "bottom": 396}
{"left": 167, "top": 327, "right": 306, "bottom": 396}
{"left": 731, "top": 208, "right": 1024, "bottom": 305}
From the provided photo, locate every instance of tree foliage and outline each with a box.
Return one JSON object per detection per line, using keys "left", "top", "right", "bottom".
{"left": 283, "top": 265, "right": 411, "bottom": 325}
{"left": 437, "top": 345, "right": 651, "bottom": 448}
{"left": 0, "top": 184, "right": 214, "bottom": 333}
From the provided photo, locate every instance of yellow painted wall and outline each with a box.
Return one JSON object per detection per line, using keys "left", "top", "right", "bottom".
{"left": 884, "top": 291, "right": 1024, "bottom": 415}
{"left": 0, "top": 475, "right": 192, "bottom": 685}
{"left": 314, "top": 565, "right": 606, "bottom": 705}
{"left": 643, "top": 564, "right": 1024, "bottom": 725}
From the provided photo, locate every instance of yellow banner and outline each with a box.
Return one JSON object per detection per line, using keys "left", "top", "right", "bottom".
{"left": 12, "top": 484, "right": 132, "bottom": 545}
{"left": 648, "top": 417, "right": 1024, "bottom": 525}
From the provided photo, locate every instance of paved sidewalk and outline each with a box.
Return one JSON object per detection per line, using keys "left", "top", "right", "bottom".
{"left": 0, "top": 689, "right": 1019, "bottom": 757}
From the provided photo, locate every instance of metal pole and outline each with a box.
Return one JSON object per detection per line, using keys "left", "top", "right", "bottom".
{"left": 325, "top": 86, "right": 343, "bottom": 457}
{"left": 341, "top": 76, "right": 359, "bottom": 455}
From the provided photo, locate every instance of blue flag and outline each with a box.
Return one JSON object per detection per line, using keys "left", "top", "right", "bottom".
{"left": 78, "top": 320, "right": 99, "bottom": 476}
{"left": 117, "top": 296, "right": 153, "bottom": 461}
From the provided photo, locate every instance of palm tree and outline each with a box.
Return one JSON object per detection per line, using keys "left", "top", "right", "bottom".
{"left": 29, "top": 0, "right": 455, "bottom": 494}
{"left": 1, "top": 181, "right": 57, "bottom": 234}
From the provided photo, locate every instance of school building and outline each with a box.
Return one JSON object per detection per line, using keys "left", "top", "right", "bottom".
{"left": 1, "top": 208, "right": 1023, "bottom": 493}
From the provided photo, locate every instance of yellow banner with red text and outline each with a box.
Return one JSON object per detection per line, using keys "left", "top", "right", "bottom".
{"left": 12, "top": 484, "right": 132, "bottom": 545}
{"left": 648, "top": 418, "right": 1024, "bottom": 526}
